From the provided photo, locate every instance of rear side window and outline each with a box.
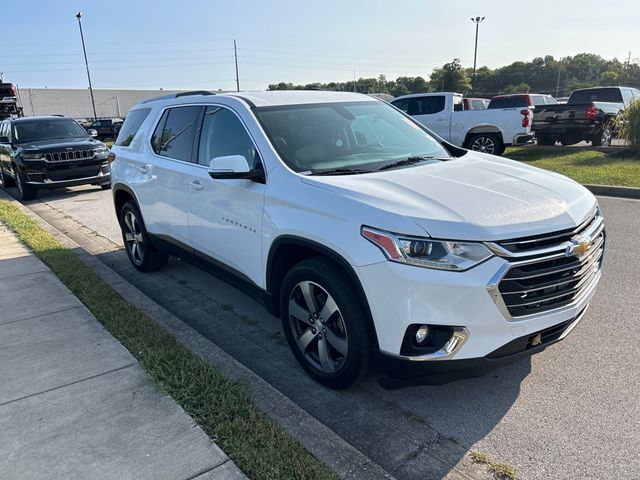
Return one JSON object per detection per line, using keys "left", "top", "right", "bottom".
{"left": 151, "top": 106, "right": 201, "bottom": 162}
{"left": 115, "top": 108, "right": 151, "bottom": 147}
{"left": 488, "top": 96, "right": 529, "bottom": 109}
{"left": 471, "top": 99, "right": 486, "bottom": 109}
{"left": 407, "top": 96, "right": 445, "bottom": 115}
{"left": 568, "top": 88, "right": 623, "bottom": 104}
{"left": 391, "top": 98, "right": 409, "bottom": 112}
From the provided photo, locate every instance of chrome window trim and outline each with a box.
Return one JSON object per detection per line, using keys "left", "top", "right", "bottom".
{"left": 382, "top": 327, "right": 469, "bottom": 362}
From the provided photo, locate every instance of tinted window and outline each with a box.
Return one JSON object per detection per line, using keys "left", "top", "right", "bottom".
{"left": 13, "top": 118, "right": 88, "bottom": 143}
{"left": 115, "top": 108, "right": 151, "bottom": 147}
{"left": 391, "top": 98, "right": 409, "bottom": 112}
{"left": 488, "top": 96, "right": 529, "bottom": 109}
{"left": 197, "top": 106, "right": 259, "bottom": 169}
{"left": 568, "top": 88, "right": 623, "bottom": 104}
{"left": 151, "top": 106, "right": 200, "bottom": 162}
{"left": 407, "top": 96, "right": 445, "bottom": 115}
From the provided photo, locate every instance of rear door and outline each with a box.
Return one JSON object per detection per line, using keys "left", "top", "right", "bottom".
{"left": 407, "top": 95, "right": 450, "bottom": 139}
{"left": 135, "top": 105, "right": 202, "bottom": 245}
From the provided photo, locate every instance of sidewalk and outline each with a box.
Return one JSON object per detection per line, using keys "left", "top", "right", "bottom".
{"left": 0, "top": 223, "right": 245, "bottom": 480}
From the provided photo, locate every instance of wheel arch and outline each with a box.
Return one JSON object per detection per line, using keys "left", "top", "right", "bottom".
{"left": 266, "top": 235, "right": 380, "bottom": 349}
{"left": 464, "top": 126, "right": 504, "bottom": 147}
{"left": 112, "top": 183, "right": 140, "bottom": 226}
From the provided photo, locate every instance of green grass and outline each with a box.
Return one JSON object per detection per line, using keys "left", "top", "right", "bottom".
{"left": 0, "top": 199, "right": 336, "bottom": 480}
{"left": 104, "top": 138, "right": 115, "bottom": 147}
{"left": 470, "top": 451, "right": 517, "bottom": 480}
{"left": 504, "top": 147, "right": 640, "bottom": 188}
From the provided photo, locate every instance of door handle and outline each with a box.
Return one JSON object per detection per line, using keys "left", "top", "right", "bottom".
{"left": 137, "top": 165, "right": 150, "bottom": 174}
{"left": 188, "top": 179, "right": 204, "bottom": 191}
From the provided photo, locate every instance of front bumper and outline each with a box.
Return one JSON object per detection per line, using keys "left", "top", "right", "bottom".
{"left": 21, "top": 156, "right": 110, "bottom": 189}
{"left": 25, "top": 171, "right": 111, "bottom": 189}
{"left": 374, "top": 306, "right": 587, "bottom": 389}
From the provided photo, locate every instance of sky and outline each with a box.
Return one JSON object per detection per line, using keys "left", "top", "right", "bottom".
{"left": 2, "top": 0, "right": 639, "bottom": 92}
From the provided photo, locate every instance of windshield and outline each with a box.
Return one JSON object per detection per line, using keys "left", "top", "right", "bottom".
{"left": 13, "top": 118, "right": 88, "bottom": 143}
{"left": 255, "top": 101, "right": 451, "bottom": 174}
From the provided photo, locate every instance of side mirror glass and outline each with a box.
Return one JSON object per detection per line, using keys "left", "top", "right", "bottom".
{"left": 208, "top": 155, "right": 265, "bottom": 183}
{"left": 88, "top": 129, "right": 98, "bottom": 138}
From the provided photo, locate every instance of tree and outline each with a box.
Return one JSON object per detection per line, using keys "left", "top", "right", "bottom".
{"left": 428, "top": 59, "right": 471, "bottom": 93}
{"left": 503, "top": 83, "right": 531, "bottom": 94}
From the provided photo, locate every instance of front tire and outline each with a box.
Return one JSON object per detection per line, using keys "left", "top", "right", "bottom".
{"left": 280, "top": 257, "right": 370, "bottom": 389}
{"left": 0, "top": 164, "right": 15, "bottom": 188}
{"left": 468, "top": 133, "right": 504, "bottom": 156}
{"left": 119, "top": 201, "right": 169, "bottom": 272}
{"left": 15, "top": 168, "right": 36, "bottom": 201}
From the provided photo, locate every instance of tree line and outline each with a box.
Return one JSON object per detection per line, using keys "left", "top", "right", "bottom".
{"left": 268, "top": 53, "right": 640, "bottom": 98}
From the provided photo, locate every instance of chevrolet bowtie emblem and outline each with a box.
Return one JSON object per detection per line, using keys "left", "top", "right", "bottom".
{"left": 566, "top": 237, "right": 591, "bottom": 257}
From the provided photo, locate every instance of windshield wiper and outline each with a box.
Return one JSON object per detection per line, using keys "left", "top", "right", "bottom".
{"left": 310, "top": 168, "right": 374, "bottom": 176}
{"left": 378, "top": 155, "right": 436, "bottom": 171}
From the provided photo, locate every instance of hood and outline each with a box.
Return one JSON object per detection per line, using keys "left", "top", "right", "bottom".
{"left": 19, "top": 137, "right": 101, "bottom": 151}
{"left": 301, "top": 152, "right": 596, "bottom": 241}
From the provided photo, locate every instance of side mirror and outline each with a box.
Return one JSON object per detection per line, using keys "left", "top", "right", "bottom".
{"left": 88, "top": 129, "right": 98, "bottom": 138}
{"left": 0, "top": 136, "right": 9, "bottom": 144}
{"left": 208, "top": 155, "right": 265, "bottom": 183}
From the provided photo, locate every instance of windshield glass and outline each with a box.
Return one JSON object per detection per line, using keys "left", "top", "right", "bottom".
{"left": 13, "top": 118, "right": 88, "bottom": 143}
{"left": 255, "top": 101, "right": 451, "bottom": 174}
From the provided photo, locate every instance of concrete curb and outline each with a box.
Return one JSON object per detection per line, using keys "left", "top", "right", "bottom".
{"left": 584, "top": 184, "right": 640, "bottom": 199}
{"left": 0, "top": 190, "right": 398, "bottom": 480}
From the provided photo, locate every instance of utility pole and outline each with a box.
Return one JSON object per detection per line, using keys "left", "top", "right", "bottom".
{"left": 353, "top": 71, "right": 356, "bottom": 92}
{"left": 555, "top": 66, "right": 561, "bottom": 98}
{"left": 470, "top": 16, "right": 485, "bottom": 96}
{"left": 234, "top": 39, "right": 240, "bottom": 92}
{"left": 75, "top": 12, "right": 97, "bottom": 121}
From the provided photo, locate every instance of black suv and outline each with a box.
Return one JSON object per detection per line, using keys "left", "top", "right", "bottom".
{"left": 86, "top": 118, "right": 123, "bottom": 140}
{"left": 0, "top": 116, "right": 111, "bottom": 200}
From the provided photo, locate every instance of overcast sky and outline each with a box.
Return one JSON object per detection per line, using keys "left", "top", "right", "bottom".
{"left": 2, "top": 0, "right": 638, "bottom": 91}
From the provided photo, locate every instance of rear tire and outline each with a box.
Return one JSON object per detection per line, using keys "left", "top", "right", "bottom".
{"left": 537, "top": 135, "right": 555, "bottom": 146}
{"left": 280, "top": 257, "right": 370, "bottom": 389}
{"left": 119, "top": 201, "right": 169, "bottom": 272}
{"left": 592, "top": 122, "right": 612, "bottom": 147}
{"left": 468, "top": 133, "right": 504, "bottom": 156}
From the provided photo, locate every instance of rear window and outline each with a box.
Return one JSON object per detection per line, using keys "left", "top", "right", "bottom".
{"left": 488, "top": 96, "right": 529, "bottom": 109}
{"left": 568, "top": 88, "right": 623, "bottom": 104}
{"left": 115, "top": 108, "right": 151, "bottom": 147}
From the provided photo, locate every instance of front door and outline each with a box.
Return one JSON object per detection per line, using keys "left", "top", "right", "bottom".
{"left": 187, "top": 105, "right": 265, "bottom": 287}
{"left": 409, "top": 95, "right": 450, "bottom": 140}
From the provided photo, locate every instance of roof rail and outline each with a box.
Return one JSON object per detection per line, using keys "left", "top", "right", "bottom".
{"left": 140, "top": 90, "right": 215, "bottom": 104}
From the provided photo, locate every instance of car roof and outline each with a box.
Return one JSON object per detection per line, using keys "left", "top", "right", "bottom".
{"left": 135, "top": 90, "right": 375, "bottom": 109}
{"left": 392, "top": 92, "right": 462, "bottom": 101}
{"left": 10, "top": 116, "right": 74, "bottom": 124}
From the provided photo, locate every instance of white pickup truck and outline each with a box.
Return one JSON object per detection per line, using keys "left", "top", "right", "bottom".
{"left": 391, "top": 92, "right": 533, "bottom": 155}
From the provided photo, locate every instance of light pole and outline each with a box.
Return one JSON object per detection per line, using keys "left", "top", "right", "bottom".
{"left": 470, "top": 16, "right": 485, "bottom": 96}
{"left": 75, "top": 11, "right": 97, "bottom": 121}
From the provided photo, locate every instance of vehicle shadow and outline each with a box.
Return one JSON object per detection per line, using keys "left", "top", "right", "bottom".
{"left": 94, "top": 247, "right": 528, "bottom": 480}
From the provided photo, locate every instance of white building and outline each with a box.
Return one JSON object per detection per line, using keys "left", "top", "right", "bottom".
{"left": 16, "top": 87, "right": 226, "bottom": 120}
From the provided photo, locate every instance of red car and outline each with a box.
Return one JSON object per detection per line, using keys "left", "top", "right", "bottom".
{"left": 488, "top": 94, "right": 558, "bottom": 109}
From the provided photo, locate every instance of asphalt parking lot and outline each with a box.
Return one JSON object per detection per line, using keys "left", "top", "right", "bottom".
{"left": 10, "top": 184, "right": 640, "bottom": 480}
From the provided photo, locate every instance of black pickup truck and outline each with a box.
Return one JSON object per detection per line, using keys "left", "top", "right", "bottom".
{"left": 86, "top": 118, "right": 124, "bottom": 141}
{"left": 0, "top": 116, "right": 111, "bottom": 200}
{"left": 532, "top": 86, "right": 640, "bottom": 146}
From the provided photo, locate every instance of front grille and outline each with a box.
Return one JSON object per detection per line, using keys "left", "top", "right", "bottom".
{"left": 45, "top": 149, "right": 95, "bottom": 162}
{"left": 496, "top": 214, "right": 604, "bottom": 317}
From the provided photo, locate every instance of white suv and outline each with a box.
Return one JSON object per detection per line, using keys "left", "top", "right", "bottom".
{"left": 110, "top": 90, "right": 604, "bottom": 389}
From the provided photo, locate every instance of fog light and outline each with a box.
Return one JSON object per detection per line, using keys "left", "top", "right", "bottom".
{"left": 415, "top": 325, "right": 429, "bottom": 344}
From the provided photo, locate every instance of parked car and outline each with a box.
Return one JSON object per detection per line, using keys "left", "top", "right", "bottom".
{"left": 463, "top": 97, "right": 490, "bottom": 110}
{"left": 0, "top": 82, "right": 23, "bottom": 118}
{"left": 0, "top": 116, "right": 111, "bottom": 200}
{"left": 532, "top": 86, "right": 640, "bottom": 146}
{"left": 86, "top": 118, "right": 123, "bottom": 140}
{"left": 391, "top": 92, "right": 533, "bottom": 155}
{"left": 488, "top": 93, "right": 558, "bottom": 109}
{"left": 110, "top": 90, "right": 604, "bottom": 389}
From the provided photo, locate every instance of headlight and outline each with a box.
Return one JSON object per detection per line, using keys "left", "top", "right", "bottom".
{"left": 95, "top": 144, "right": 109, "bottom": 154}
{"left": 361, "top": 226, "right": 493, "bottom": 271}
{"left": 21, "top": 152, "right": 46, "bottom": 161}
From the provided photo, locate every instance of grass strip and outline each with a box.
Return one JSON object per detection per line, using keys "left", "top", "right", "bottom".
{"left": 504, "top": 147, "right": 640, "bottom": 188}
{"left": 0, "top": 199, "right": 336, "bottom": 480}
{"left": 470, "top": 451, "right": 517, "bottom": 480}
